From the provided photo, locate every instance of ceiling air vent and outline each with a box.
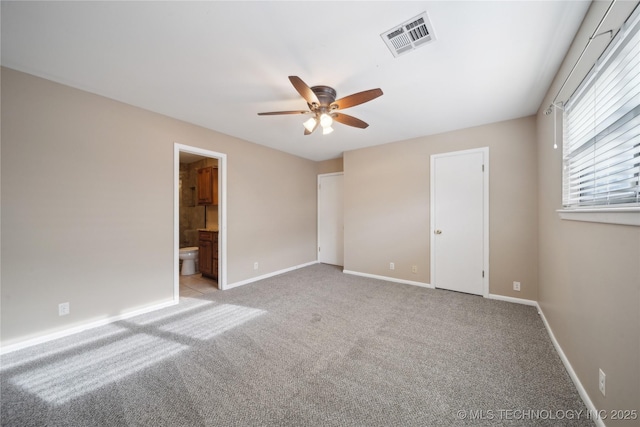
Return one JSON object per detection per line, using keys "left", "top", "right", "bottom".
{"left": 381, "top": 12, "right": 436, "bottom": 58}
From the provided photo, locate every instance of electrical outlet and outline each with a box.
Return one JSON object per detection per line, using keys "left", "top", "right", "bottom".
{"left": 513, "top": 281, "right": 521, "bottom": 291}
{"left": 58, "top": 302, "right": 70, "bottom": 316}
{"left": 389, "top": 262, "right": 395, "bottom": 270}
{"left": 411, "top": 265, "right": 418, "bottom": 274}
{"left": 253, "top": 262, "right": 259, "bottom": 270}
{"left": 599, "top": 368, "right": 606, "bottom": 396}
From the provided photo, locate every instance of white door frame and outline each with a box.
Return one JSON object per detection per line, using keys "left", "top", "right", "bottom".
{"left": 174, "top": 143, "right": 228, "bottom": 299}
{"left": 430, "top": 147, "right": 489, "bottom": 297}
{"left": 317, "top": 172, "right": 344, "bottom": 265}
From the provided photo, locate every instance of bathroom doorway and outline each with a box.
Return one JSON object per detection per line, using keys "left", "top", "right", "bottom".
{"left": 174, "top": 144, "right": 227, "bottom": 301}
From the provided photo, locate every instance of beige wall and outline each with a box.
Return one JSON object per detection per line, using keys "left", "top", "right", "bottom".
{"left": 317, "top": 157, "right": 343, "bottom": 174}
{"left": 344, "top": 116, "right": 538, "bottom": 299}
{"left": 535, "top": 2, "right": 640, "bottom": 422}
{"left": 1, "top": 67, "right": 318, "bottom": 346}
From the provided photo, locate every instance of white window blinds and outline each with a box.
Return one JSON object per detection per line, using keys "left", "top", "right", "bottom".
{"left": 562, "top": 6, "right": 640, "bottom": 208}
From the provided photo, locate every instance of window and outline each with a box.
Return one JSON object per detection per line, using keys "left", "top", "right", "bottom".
{"left": 562, "top": 6, "right": 640, "bottom": 212}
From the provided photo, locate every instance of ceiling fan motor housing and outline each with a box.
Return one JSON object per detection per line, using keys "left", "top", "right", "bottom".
{"left": 309, "top": 85, "right": 337, "bottom": 108}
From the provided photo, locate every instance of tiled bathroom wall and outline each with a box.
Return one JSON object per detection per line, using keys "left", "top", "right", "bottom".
{"left": 179, "top": 158, "right": 218, "bottom": 248}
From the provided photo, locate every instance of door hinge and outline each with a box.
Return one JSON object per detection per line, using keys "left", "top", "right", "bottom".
{"left": 482, "top": 164, "right": 485, "bottom": 172}
{"left": 318, "top": 246, "right": 321, "bottom": 252}
{"left": 482, "top": 270, "right": 485, "bottom": 278}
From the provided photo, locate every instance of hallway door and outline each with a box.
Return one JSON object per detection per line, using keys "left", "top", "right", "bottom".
{"left": 431, "top": 148, "right": 488, "bottom": 296}
{"left": 318, "top": 173, "right": 344, "bottom": 266}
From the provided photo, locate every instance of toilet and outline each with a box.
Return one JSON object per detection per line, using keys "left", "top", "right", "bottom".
{"left": 179, "top": 247, "right": 199, "bottom": 275}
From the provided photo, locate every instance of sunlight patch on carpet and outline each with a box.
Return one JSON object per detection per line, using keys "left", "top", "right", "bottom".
{"left": 0, "top": 324, "right": 129, "bottom": 371}
{"left": 11, "top": 334, "right": 188, "bottom": 405}
{"left": 127, "top": 298, "right": 214, "bottom": 325}
{"left": 159, "top": 304, "right": 266, "bottom": 340}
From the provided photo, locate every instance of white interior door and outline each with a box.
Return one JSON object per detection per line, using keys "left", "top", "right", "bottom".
{"left": 431, "top": 148, "right": 488, "bottom": 296}
{"left": 318, "top": 173, "right": 344, "bottom": 266}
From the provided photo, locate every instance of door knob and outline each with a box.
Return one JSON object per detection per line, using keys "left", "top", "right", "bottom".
{"left": 434, "top": 229, "right": 442, "bottom": 235}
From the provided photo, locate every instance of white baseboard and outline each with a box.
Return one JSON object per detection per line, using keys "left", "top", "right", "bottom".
{"left": 0, "top": 299, "right": 178, "bottom": 355}
{"left": 536, "top": 303, "right": 605, "bottom": 427}
{"left": 343, "top": 270, "right": 433, "bottom": 289}
{"left": 224, "top": 260, "right": 319, "bottom": 290}
{"left": 487, "top": 293, "right": 537, "bottom": 306}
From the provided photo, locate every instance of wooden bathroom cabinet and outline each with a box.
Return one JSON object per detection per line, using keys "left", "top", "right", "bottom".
{"left": 197, "top": 166, "right": 218, "bottom": 205}
{"left": 199, "top": 230, "right": 218, "bottom": 280}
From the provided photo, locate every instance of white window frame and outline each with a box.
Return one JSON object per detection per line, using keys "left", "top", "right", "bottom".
{"left": 558, "top": 5, "right": 640, "bottom": 227}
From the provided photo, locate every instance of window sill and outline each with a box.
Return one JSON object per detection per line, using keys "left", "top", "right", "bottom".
{"left": 557, "top": 207, "right": 640, "bottom": 226}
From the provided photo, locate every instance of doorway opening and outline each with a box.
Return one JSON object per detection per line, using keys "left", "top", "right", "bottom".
{"left": 174, "top": 143, "right": 227, "bottom": 301}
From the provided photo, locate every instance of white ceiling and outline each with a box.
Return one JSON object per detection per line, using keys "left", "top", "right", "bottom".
{"left": 1, "top": 1, "right": 591, "bottom": 161}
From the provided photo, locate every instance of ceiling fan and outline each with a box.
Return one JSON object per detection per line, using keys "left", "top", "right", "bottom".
{"left": 258, "top": 76, "right": 383, "bottom": 135}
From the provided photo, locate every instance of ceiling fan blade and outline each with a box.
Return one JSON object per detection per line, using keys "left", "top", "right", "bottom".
{"left": 289, "top": 76, "right": 320, "bottom": 106}
{"left": 331, "top": 88, "right": 383, "bottom": 110}
{"left": 332, "top": 113, "right": 369, "bottom": 129}
{"left": 257, "top": 110, "right": 310, "bottom": 116}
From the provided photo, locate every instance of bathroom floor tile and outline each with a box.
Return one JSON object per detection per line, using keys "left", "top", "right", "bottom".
{"left": 185, "top": 281, "right": 218, "bottom": 294}
{"left": 179, "top": 285, "right": 202, "bottom": 298}
{"left": 179, "top": 273, "right": 218, "bottom": 297}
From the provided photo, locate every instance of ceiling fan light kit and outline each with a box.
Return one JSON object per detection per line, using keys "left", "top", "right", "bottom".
{"left": 320, "top": 113, "right": 333, "bottom": 128}
{"left": 322, "top": 124, "right": 334, "bottom": 135}
{"left": 258, "top": 76, "right": 383, "bottom": 136}
{"left": 303, "top": 117, "right": 317, "bottom": 133}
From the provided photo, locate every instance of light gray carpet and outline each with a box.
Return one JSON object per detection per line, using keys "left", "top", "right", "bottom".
{"left": 1, "top": 264, "right": 593, "bottom": 426}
